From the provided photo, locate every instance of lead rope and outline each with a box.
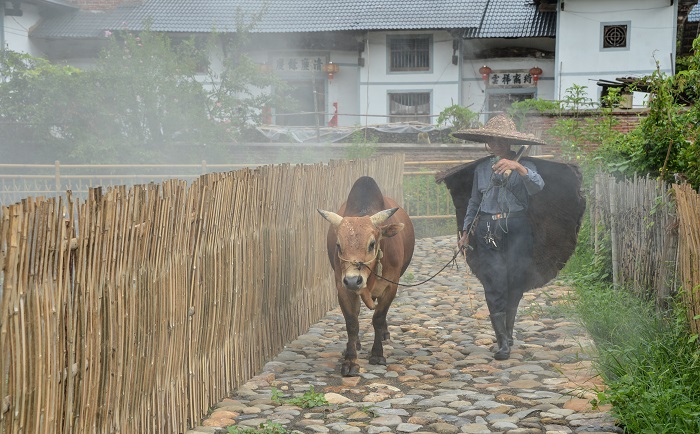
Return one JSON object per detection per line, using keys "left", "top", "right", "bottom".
{"left": 338, "top": 246, "right": 464, "bottom": 288}
{"left": 367, "top": 247, "right": 464, "bottom": 288}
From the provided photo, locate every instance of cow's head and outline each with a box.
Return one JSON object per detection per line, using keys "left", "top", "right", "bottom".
{"left": 318, "top": 208, "right": 404, "bottom": 291}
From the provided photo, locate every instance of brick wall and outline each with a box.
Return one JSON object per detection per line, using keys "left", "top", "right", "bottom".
{"left": 521, "top": 109, "right": 646, "bottom": 157}
{"left": 69, "top": 0, "right": 139, "bottom": 10}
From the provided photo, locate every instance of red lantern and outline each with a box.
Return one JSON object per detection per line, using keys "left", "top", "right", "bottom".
{"left": 322, "top": 62, "right": 340, "bottom": 80}
{"left": 478, "top": 65, "right": 492, "bottom": 81}
{"left": 529, "top": 66, "right": 543, "bottom": 83}
{"left": 257, "top": 63, "right": 272, "bottom": 73}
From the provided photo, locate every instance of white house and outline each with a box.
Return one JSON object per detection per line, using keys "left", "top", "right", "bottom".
{"left": 556, "top": 0, "right": 687, "bottom": 107}
{"left": 3, "top": 0, "right": 698, "bottom": 129}
{"left": 1, "top": 0, "right": 76, "bottom": 56}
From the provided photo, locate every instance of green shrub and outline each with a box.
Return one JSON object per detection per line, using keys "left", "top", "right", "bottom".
{"left": 590, "top": 40, "right": 700, "bottom": 189}
{"left": 436, "top": 103, "right": 479, "bottom": 131}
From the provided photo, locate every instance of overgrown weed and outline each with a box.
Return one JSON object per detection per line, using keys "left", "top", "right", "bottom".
{"left": 562, "top": 215, "right": 700, "bottom": 433}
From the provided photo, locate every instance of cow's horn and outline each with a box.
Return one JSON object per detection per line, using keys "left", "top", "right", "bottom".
{"left": 370, "top": 208, "right": 399, "bottom": 226}
{"left": 317, "top": 209, "right": 343, "bottom": 227}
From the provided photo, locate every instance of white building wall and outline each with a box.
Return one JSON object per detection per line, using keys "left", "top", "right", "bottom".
{"left": 3, "top": 4, "right": 45, "bottom": 56}
{"left": 327, "top": 50, "right": 360, "bottom": 127}
{"left": 358, "top": 30, "right": 460, "bottom": 126}
{"left": 556, "top": 0, "right": 676, "bottom": 106}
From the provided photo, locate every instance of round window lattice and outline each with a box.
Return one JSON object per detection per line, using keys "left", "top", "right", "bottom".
{"left": 604, "top": 25, "right": 627, "bottom": 48}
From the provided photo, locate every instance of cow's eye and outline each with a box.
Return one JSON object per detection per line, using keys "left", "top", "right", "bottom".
{"left": 368, "top": 240, "right": 375, "bottom": 252}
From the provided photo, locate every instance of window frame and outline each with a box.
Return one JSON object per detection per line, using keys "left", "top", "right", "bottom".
{"left": 387, "top": 91, "right": 432, "bottom": 124}
{"left": 600, "top": 21, "right": 631, "bottom": 51}
{"left": 387, "top": 35, "right": 433, "bottom": 73}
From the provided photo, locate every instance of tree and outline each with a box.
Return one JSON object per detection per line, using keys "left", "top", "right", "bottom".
{"left": 595, "top": 45, "right": 700, "bottom": 188}
{"left": 0, "top": 23, "right": 283, "bottom": 163}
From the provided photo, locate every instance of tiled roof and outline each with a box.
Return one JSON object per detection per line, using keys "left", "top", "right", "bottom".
{"left": 463, "top": 0, "right": 555, "bottom": 39}
{"left": 32, "top": 7, "right": 134, "bottom": 38}
{"left": 123, "top": 0, "right": 487, "bottom": 33}
{"left": 689, "top": 4, "right": 700, "bottom": 22}
{"left": 31, "top": 0, "right": 553, "bottom": 39}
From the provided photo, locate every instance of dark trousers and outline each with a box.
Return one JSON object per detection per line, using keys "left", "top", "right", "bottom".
{"left": 473, "top": 214, "right": 534, "bottom": 314}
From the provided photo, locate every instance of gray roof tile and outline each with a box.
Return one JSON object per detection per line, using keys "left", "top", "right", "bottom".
{"left": 32, "top": 7, "right": 133, "bottom": 38}
{"left": 463, "top": 0, "right": 555, "bottom": 38}
{"left": 689, "top": 4, "right": 700, "bottom": 22}
{"left": 122, "top": 0, "right": 486, "bottom": 33}
{"left": 31, "top": 0, "right": 552, "bottom": 40}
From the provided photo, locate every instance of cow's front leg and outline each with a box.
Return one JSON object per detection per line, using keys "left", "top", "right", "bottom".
{"left": 369, "top": 284, "right": 397, "bottom": 365}
{"left": 338, "top": 287, "right": 362, "bottom": 376}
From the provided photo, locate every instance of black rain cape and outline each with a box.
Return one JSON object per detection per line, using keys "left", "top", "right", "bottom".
{"left": 436, "top": 156, "right": 586, "bottom": 290}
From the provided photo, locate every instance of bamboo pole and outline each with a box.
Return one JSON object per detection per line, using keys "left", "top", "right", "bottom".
{"left": 608, "top": 177, "right": 619, "bottom": 288}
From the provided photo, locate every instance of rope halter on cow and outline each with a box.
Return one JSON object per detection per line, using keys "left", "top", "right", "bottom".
{"left": 338, "top": 246, "right": 384, "bottom": 276}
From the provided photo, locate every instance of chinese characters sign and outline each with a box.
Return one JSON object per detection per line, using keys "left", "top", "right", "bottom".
{"left": 272, "top": 56, "right": 326, "bottom": 73}
{"left": 486, "top": 70, "right": 535, "bottom": 88}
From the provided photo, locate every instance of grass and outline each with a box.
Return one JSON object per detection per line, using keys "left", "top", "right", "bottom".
{"left": 227, "top": 421, "right": 292, "bottom": 434}
{"left": 561, "top": 217, "right": 700, "bottom": 433}
{"left": 225, "top": 386, "right": 329, "bottom": 433}
{"left": 270, "top": 385, "right": 329, "bottom": 409}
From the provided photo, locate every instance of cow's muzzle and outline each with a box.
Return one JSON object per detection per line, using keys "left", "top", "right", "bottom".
{"left": 343, "top": 274, "right": 364, "bottom": 291}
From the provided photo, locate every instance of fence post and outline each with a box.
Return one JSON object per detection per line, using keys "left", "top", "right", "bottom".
{"left": 594, "top": 175, "right": 601, "bottom": 255}
{"left": 202, "top": 160, "right": 207, "bottom": 175}
{"left": 608, "top": 176, "right": 619, "bottom": 288}
{"left": 55, "top": 160, "right": 61, "bottom": 195}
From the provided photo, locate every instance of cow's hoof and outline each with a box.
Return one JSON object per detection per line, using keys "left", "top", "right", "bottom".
{"left": 381, "top": 330, "right": 391, "bottom": 341}
{"left": 341, "top": 362, "right": 360, "bottom": 377}
{"left": 369, "top": 355, "right": 386, "bottom": 365}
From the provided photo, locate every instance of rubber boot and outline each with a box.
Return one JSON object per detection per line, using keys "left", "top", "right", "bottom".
{"left": 506, "top": 308, "right": 517, "bottom": 347}
{"left": 489, "top": 312, "right": 510, "bottom": 361}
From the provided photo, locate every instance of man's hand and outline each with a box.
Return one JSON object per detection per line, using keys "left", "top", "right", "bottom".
{"left": 492, "top": 158, "right": 527, "bottom": 176}
{"left": 457, "top": 231, "right": 469, "bottom": 256}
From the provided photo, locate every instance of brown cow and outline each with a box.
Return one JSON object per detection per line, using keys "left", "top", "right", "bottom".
{"left": 318, "top": 176, "right": 415, "bottom": 376}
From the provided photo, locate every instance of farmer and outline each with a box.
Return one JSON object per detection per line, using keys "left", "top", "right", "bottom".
{"left": 455, "top": 114, "right": 546, "bottom": 360}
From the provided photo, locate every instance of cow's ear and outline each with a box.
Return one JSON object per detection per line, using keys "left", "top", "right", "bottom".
{"left": 380, "top": 223, "right": 404, "bottom": 238}
{"left": 317, "top": 209, "right": 343, "bottom": 227}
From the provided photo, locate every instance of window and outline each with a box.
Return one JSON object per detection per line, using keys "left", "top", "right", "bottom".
{"left": 601, "top": 22, "right": 630, "bottom": 50}
{"left": 388, "top": 36, "right": 431, "bottom": 72}
{"left": 389, "top": 92, "right": 431, "bottom": 124}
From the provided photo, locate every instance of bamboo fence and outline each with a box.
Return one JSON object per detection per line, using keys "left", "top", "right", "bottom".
{"left": 591, "top": 173, "right": 679, "bottom": 307}
{"left": 0, "top": 154, "right": 405, "bottom": 434}
{"left": 674, "top": 183, "right": 700, "bottom": 336}
{"left": 591, "top": 173, "right": 700, "bottom": 332}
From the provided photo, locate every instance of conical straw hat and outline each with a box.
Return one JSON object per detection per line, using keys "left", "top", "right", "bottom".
{"left": 452, "top": 113, "right": 546, "bottom": 146}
